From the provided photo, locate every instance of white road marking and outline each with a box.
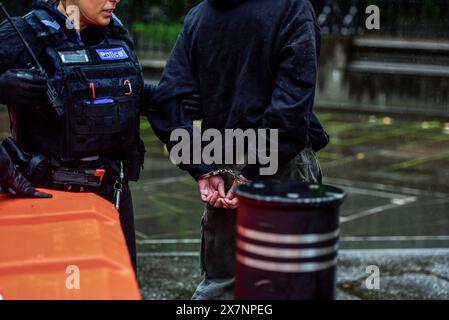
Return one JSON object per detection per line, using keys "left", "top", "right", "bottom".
{"left": 136, "top": 235, "right": 449, "bottom": 246}
{"left": 137, "top": 239, "right": 201, "bottom": 245}
{"left": 339, "top": 248, "right": 449, "bottom": 255}
{"left": 340, "top": 204, "right": 400, "bottom": 223}
{"left": 138, "top": 252, "right": 199, "bottom": 257}
{"left": 135, "top": 231, "right": 150, "bottom": 240}
{"left": 340, "top": 196, "right": 449, "bottom": 224}
{"left": 137, "top": 248, "right": 449, "bottom": 257}
{"left": 338, "top": 185, "right": 416, "bottom": 200}
{"left": 325, "top": 177, "right": 449, "bottom": 198}
{"left": 341, "top": 197, "right": 417, "bottom": 223}
{"left": 341, "top": 235, "right": 449, "bottom": 242}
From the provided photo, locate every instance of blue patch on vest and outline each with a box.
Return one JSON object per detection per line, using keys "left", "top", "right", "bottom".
{"left": 85, "top": 99, "right": 115, "bottom": 105}
{"left": 96, "top": 48, "right": 129, "bottom": 61}
{"left": 42, "top": 19, "right": 61, "bottom": 31}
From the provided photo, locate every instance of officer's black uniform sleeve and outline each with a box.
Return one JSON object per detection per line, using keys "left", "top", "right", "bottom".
{"left": 147, "top": 31, "right": 215, "bottom": 180}
{"left": 0, "top": 145, "right": 15, "bottom": 185}
{"left": 0, "top": 17, "right": 37, "bottom": 76}
{"left": 240, "top": 4, "right": 321, "bottom": 180}
{"left": 0, "top": 16, "right": 41, "bottom": 120}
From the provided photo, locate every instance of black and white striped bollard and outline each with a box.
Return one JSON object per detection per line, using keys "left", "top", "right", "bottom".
{"left": 235, "top": 180, "right": 346, "bottom": 300}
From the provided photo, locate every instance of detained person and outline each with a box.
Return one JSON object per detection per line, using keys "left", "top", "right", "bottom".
{"left": 148, "top": 0, "right": 329, "bottom": 299}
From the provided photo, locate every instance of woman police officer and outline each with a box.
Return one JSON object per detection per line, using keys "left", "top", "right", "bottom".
{"left": 0, "top": 0, "right": 199, "bottom": 271}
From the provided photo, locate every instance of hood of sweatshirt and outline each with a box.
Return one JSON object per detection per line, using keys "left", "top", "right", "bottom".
{"left": 207, "top": 0, "right": 246, "bottom": 10}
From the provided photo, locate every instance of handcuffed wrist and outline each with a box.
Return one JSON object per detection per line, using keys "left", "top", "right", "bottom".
{"left": 198, "top": 169, "right": 253, "bottom": 185}
{"left": 198, "top": 169, "right": 229, "bottom": 180}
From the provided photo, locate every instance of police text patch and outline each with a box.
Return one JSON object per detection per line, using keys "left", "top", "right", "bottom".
{"left": 96, "top": 47, "right": 129, "bottom": 61}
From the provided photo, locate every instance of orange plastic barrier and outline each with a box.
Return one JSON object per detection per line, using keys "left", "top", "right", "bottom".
{"left": 0, "top": 189, "right": 141, "bottom": 300}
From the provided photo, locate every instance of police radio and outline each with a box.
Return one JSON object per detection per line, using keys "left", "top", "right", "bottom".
{"left": 0, "top": 2, "right": 64, "bottom": 118}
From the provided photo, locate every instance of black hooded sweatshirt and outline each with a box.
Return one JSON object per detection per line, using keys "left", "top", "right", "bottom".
{"left": 149, "top": 0, "right": 329, "bottom": 180}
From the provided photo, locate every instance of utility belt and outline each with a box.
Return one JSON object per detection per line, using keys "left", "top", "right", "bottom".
{"left": 45, "top": 160, "right": 127, "bottom": 210}
{"left": 39, "top": 158, "right": 123, "bottom": 192}
{"left": 49, "top": 166, "right": 108, "bottom": 193}
{"left": 48, "top": 162, "right": 126, "bottom": 210}
{"left": 1, "top": 137, "right": 128, "bottom": 209}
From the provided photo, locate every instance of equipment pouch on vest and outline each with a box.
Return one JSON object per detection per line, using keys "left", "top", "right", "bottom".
{"left": 63, "top": 59, "right": 142, "bottom": 160}
{"left": 21, "top": 10, "right": 145, "bottom": 181}
{"left": 70, "top": 98, "right": 122, "bottom": 156}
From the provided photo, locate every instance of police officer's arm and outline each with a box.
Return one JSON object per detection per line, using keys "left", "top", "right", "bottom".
{"left": 0, "top": 18, "right": 48, "bottom": 106}
{"left": 140, "top": 83, "right": 203, "bottom": 120}
{"left": 0, "top": 18, "right": 28, "bottom": 74}
{"left": 147, "top": 31, "right": 215, "bottom": 180}
{"left": 240, "top": 6, "right": 321, "bottom": 180}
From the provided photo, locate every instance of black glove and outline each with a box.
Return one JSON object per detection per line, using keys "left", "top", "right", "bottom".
{"left": 0, "top": 145, "right": 52, "bottom": 198}
{"left": 0, "top": 69, "right": 48, "bottom": 106}
{"left": 182, "top": 94, "right": 203, "bottom": 120}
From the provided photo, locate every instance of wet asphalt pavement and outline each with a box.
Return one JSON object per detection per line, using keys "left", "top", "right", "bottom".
{"left": 137, "top": 249, "right": 449, "bottom": 300}
{"left": 1, "top": 107, "right": 449, "bottom": 300}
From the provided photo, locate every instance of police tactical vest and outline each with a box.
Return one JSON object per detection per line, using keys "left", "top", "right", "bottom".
{"left": 21, "top": 9, "right": 144, "bottom": 178}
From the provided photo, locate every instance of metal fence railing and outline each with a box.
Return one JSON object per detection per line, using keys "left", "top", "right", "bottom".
{"left": 313, "top": 0, "right": 449, "bottom": 38}
{"left": 1, "top": 1, "right": 448, "bottom": 58}
{"left": 131, "top": 0, "right": 449, "bottom": 58}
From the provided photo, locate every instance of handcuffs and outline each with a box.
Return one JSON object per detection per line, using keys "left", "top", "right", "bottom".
{"left": 198, "top": 169, "right": 252, "bottom": 185}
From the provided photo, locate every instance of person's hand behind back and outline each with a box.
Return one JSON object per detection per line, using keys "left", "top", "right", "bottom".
{"left": 198, "top": 174, "right": 226, "bottom": 208}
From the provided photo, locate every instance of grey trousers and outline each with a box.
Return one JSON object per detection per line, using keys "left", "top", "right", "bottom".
{"left": 192, "top": 147, "right": 323, "bottom": 300}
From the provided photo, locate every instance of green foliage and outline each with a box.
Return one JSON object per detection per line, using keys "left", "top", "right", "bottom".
{"left": 133, "top": 22, "right": 182, "bottom": 49}
{"left": 118, "top": 0, "right": 202, "bottom": 26}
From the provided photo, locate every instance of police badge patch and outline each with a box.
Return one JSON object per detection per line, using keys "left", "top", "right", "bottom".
{"left": 96, "top": 47, "right": 129, "bottom": 61}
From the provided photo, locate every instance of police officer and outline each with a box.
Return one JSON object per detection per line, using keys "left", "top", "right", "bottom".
{"left": 0, "top": 0, "right": 199, "bottom": 271}
{"left": 149, "top": 0, "right": 328, "bottom": 299}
